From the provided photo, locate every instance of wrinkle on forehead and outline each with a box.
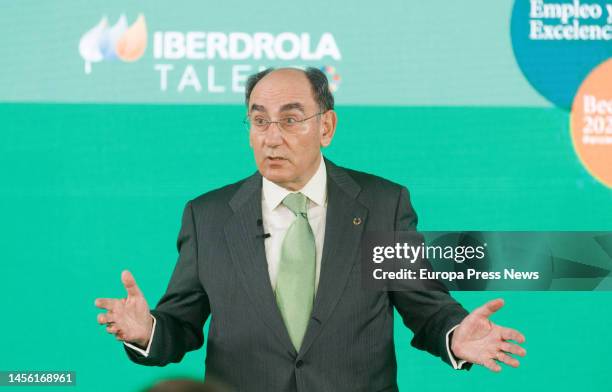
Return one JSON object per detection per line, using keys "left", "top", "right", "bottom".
{"left": 249, "top": 69, "right": 316, "bottom": 114}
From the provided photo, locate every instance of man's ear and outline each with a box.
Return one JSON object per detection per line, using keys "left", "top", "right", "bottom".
{"left": 320, "top": 110, "right": 337, "bottom": 147}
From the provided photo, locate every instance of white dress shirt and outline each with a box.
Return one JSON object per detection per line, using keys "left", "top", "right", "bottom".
{"left": 125, "top": 155, "right": 466, "bottom": 369}
{"left": 261, "top": 156, "right": 327, "bottom": 294}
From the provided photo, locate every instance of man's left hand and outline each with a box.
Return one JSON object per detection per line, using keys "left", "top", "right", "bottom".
{"left": 451, "top": 298, "right": 526, "bottom": 372}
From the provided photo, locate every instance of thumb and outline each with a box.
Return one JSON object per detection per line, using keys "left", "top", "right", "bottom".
{"left": 121, "top": 270, "right": 143, "bottom": 298}
{"left": 472, "top": 298, "right": 504, "bottom": 319}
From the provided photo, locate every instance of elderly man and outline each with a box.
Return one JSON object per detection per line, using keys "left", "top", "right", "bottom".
{"left": 95, "top": 67, "right": 526, "bottom": 391}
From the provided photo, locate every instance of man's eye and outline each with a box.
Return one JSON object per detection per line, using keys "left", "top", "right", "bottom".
{"left": 253, "top": 118, "right": 267, "bottom": 126}
{"left": 283, "top": 117, "right": 298, "bottom": 125}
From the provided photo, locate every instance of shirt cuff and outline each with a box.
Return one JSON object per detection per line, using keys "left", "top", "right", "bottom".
{"left": 123, "top": 315, "right": 156, "bottom": 357}
{"left": 446, "top": 324, "right": 467, "bottom": 370}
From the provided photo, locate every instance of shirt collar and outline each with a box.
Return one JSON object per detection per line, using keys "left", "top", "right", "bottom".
{"left": 262, "top": 155, "right": 327, "bottom": 210}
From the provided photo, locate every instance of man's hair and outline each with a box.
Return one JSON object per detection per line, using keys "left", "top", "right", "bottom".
{"left": 145, "top": 379, "right": 228, "bottom": 392}
{"left": 244, "top": 67, "right": 335, "bottom": 112}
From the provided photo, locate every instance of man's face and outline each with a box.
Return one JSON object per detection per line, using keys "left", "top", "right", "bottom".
{"left": 248, "top": 69, "right": 336, "bottom": 191}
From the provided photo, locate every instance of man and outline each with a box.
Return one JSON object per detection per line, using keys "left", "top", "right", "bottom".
{"left": 95, "top": 67, "right": 526, "bottom": 391}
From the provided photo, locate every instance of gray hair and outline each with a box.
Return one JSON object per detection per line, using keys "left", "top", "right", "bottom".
{"left": 244, "top": 67, "right": 335, "bottom": 112}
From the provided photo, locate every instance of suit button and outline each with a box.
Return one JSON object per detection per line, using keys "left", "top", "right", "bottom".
{"left": 295, "top": 360, "right": 304, "bottom": 368}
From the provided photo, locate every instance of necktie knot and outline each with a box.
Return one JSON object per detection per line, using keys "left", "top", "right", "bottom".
{"left": 282, "top": 192, "right": 308, "bottom": 216}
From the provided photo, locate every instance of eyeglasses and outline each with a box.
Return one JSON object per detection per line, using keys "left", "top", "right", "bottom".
{"left": 244, "top": 112, "right": 325, "bottom": 134}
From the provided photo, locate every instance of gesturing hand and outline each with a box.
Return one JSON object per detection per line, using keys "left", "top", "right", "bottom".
{"left": 95, "top": 270, "right": 153, "bottom": 348}
{"left": 451, "top": 298, "right": 526, "bottom": 372}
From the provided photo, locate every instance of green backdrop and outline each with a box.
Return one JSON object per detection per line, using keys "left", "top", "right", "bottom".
{"left": 1, "top": 0, "right": 611, "bottom": 391}
{"left": 1, "top": 104, "right": 611, "bottom": 391}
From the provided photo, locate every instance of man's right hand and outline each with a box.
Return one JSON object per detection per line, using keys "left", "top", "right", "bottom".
{"left": 95, "top": 270, "right": 153, "bottom": 348}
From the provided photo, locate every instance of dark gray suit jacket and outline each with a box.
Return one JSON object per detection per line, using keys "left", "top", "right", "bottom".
{"left": 125, "top": 158, "right": 469, "bottom": 391}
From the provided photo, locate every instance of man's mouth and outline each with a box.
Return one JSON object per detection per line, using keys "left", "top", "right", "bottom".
{"left": 268, "top": 156, "right": 286, "bottom": 161}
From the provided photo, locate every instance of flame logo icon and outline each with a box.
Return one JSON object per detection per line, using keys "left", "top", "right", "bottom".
{"left": 79, "top": 14, "right": 147, "bottom": 74}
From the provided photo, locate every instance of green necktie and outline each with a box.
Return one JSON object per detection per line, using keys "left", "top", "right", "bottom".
{"left": 275, "top": 192, "right": 316, "bottom": 351}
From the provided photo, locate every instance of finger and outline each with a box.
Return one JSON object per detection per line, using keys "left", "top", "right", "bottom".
{"left": 501, "top": 327, "right": 525, "bottom": 343}
{"left": 95, "top": 298, "right": 120, "bottom": 311}
{"left": 496, "top": 352, "right": 520, "bottom": 368}
{"left": 106, "top": 324, "right": 119, "bottom": 334}
{"left": 121, "top": 270, "right": 143, "bottom": 298}
{"left": 473, "top": 298, "right": 504, "bottom": 318}
{"left": 482, "top": 358, "right": 501, "bottom": 372}
{"left": 97, "top": 313, "right": 115, "bottom": 325}
{"left": 500, "top": 342, "right": 527, "bottom": 357}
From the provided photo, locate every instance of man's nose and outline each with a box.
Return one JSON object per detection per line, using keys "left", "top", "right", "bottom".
{"left": 264, "top": 123, "right": 284, "bottom": 146}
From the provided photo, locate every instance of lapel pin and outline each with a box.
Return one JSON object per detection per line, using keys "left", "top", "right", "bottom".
{"left": 352, "top": 217, "right": 362, "bottom": 226}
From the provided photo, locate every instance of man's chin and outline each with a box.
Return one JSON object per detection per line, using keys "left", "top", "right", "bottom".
{"left": 261, "top": 171, "right": 289, "bottom": 183}
{"left": 259, "top": 166, "right": 292, "bottom": 184}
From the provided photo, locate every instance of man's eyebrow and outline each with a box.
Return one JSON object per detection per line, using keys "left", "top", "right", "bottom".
{"left": 279, "top": 102, "right": 305, "bottom": 113}
{"left": 250, "top": 104, "right": 266, "bottom": 112}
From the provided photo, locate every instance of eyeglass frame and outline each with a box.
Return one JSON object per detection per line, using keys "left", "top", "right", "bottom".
{"left": 243, "top": 111, "right": 328, "bottom": 134}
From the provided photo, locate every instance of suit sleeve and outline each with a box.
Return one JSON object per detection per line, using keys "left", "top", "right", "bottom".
{"left": 388, "top": 186, "right": 471, "bottom": 369}
{"left": 124, "top": 201, "right": 211, "bottom": 366}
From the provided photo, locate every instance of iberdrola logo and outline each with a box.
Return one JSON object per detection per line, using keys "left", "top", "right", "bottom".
{"left": 79, "top": 14, "right": 147, "bottom": 74}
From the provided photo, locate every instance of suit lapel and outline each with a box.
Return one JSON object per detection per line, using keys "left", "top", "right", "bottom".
{"left": 298, "top": 159, "right": 369, "bottom": 357}
{"left": 223, "top": 172, "right": 296, "bottom": 356}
